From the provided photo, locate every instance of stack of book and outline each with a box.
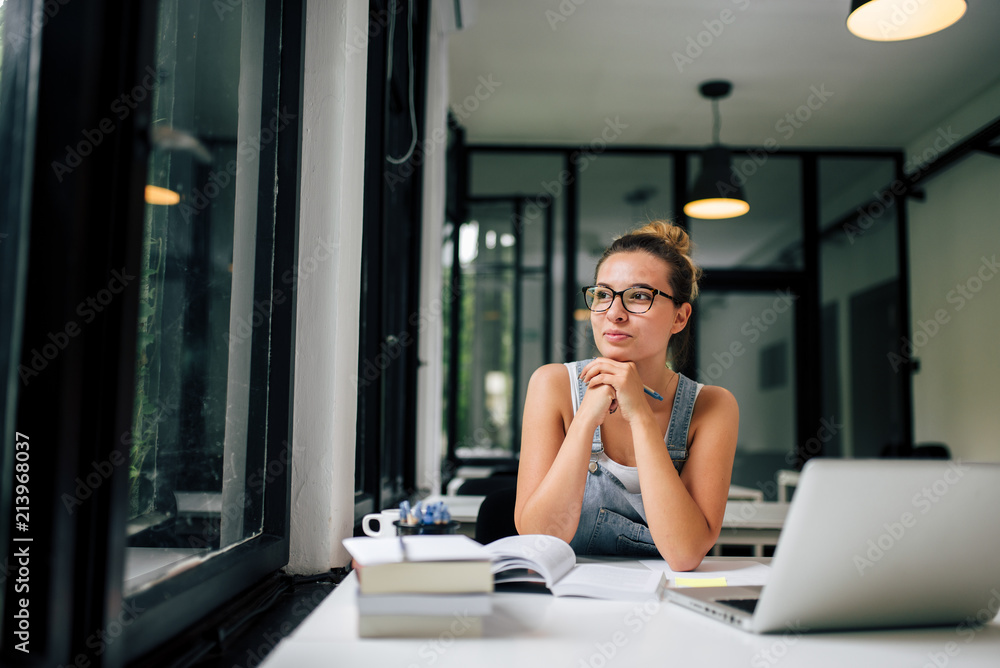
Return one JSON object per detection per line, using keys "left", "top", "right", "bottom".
{"left": 343, "top": 534, "right": 494, "bottom": 638}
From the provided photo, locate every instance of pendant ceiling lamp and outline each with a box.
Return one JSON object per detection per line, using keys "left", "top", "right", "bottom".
{"left": 847, "top": 0, "right": 966, "bottom": 42}
{"left": 684, "top": 80, "right": 749, "bottom": 220}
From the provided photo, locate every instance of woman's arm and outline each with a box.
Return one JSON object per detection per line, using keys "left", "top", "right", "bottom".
{"left": 633, "top": 385, "right": 739, "bottom": 571}
{"left": 514, "top": 364, "right": 615, "bottom": 541}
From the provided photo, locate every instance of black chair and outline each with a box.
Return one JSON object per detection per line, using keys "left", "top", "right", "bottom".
{"left": 455, "top": 469, "right": 518, "bottom": 496}
{"left": 911, "top": 442, "right": 950, "bottom": 459}
{"left": 879, "top": 441, "right": 951, "bottom": 459}
{"left": 474, "top": 486, "right": 518, "bottom": 545}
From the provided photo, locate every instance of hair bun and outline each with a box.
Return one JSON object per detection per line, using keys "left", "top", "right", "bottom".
{"left": 634, "top": 220, "right": 692, "bottom": 257}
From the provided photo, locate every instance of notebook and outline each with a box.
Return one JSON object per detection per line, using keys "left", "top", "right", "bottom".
{"left": 666, "top": 459, "right": 1000, "bottom": 633}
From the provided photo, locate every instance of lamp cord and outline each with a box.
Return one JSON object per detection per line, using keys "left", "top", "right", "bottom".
{"left": 712, "top": 98, "right": 722, "bottom": 145}
{"left": 386, "top": 0, "right": 418, "bottom": 165}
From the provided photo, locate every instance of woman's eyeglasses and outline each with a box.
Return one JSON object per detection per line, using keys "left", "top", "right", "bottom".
{"left": 581, "top": 286, "right": 682, "bottom": 314}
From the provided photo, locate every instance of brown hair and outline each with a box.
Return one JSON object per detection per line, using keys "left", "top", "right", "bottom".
{"left": 594, "top": 220, "right": 701, "bottom": 366}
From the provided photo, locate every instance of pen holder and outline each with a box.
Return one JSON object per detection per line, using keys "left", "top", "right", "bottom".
{"left": 393, "top": 520, "right": 461, "bottom": 536}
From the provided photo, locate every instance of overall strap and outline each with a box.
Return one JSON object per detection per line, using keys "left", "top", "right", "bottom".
{"left": 664, "top": 373, "right": 697, "bottom": 465}
{"left": 566, "top": 359, "right": 603, "bottom": 472}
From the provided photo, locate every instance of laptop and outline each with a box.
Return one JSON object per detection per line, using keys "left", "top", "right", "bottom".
{"left": 665, "top": 459, "right": 1000, "bottom": 633}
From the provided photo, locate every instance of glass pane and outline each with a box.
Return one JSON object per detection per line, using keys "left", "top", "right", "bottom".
{"left": 575, "top": 154, "right": 674, "bottom": 361}
{"left": 688, "top": 154, "right": 802, "bottom": 270}
{"left": 455, "top": 201, "right": 517, "bottom": 458}
{"left": 818, "top": 157, "right": 901, "bottom": 459}
{"left": 697, "top": 291, "right": 797, "bottom": 500}
{"left": 470, "top": 151, "right": 565, "bottom": 359}
{"left": 818, "top": 157, "right": 895, "bottom": 229}
{"left": 126, "top": 0, "right": 273, "bottom": 594}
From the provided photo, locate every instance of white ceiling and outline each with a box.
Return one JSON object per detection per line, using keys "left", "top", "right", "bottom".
{"left": 447, "top": 0, "right": 1000, "bottom": 148}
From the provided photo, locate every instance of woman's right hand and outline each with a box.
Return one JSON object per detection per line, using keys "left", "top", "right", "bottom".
{"left": 576, "top": 378, "right": 617, "bottom": 428}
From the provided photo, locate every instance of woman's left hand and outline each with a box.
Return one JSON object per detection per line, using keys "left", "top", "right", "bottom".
{"left": 579, "top": 358, "right": 651, "bottom": 424}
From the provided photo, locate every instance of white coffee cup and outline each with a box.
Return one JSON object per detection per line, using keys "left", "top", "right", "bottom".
{"left": 362, "top": 508, "right": 401, "bottom": 538}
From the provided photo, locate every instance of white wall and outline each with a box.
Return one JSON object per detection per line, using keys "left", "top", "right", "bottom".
{"left": 908, "top": 154, "right": 1000, "bottom": 461}
{"left": 414, "top": 0, "right": 453, "bottom": 497}
{"left": 286, "top": 0, "right": 368, "bottom": 574}
{"left": 907, "top": 79, "right": 1000, "bottom": 462}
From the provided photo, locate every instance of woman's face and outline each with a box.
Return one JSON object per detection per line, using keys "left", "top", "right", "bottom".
{"left": 591, "top": 251, "right": 688, "bottom": 364}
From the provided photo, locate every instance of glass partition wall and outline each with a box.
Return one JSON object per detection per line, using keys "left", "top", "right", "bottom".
{"left": 446, "top": 145, "right": 911, "bottom": 500}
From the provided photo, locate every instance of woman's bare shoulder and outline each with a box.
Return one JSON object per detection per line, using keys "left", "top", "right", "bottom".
{"left": 691, "top": 384, "right": 739, "bottom": 428}
{"left": 529, "top": 362, "right": 572, "bottom": 389}
{"left": 695, "top": 384, "right": 738, "bottom": 409}
{"left": 525, "top": 363, "right": 575, "bottom": 425}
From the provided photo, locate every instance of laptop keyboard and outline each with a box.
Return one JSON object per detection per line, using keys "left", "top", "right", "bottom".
{"left": 717, "top": 598, "right": 758, "bottom": 614}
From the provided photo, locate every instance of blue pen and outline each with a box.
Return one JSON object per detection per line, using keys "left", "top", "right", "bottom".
{"left": 643, "top": 385, "right": 663, "bottom": 401}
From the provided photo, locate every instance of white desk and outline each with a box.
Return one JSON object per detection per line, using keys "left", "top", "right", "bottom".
{"left": 261, "top": 558, "right": 1000, "bottom": 667}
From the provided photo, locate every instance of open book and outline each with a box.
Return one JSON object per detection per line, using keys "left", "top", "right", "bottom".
{"left": 485, "top": 534, "right": 666, "bottom": 600}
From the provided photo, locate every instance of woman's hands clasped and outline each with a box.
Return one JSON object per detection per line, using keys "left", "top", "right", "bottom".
{"left": 577, "top": 358, "right": 655, "bottom": 427}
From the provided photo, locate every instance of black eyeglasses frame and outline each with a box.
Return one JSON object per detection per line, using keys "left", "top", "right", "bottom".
{"left": 581, "top": 285, "right": 683, "bottom": 313}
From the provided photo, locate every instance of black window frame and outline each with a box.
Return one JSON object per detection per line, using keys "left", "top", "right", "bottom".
{"left": 355, "top": 0, "right": 430, "bottom": 520}
{"left": 0, "top": 0, "right": 304, "bottom": 665}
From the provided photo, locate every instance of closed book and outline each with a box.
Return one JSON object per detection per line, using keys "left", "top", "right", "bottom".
{"left": 355, "top": 560, "right": 494, "bottom": 594}
{"left": 357, "top": 613, "right": 483, "bottom": 639}
{"left": 344, "top": 534, "right": 494, "bottom": 595}
{"left": 357, "top": 592, "right": 493, "bottom": 616}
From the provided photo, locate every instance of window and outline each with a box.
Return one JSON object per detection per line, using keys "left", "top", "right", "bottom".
{"left": 355, "top": 0, "right": 430, "bottom": 516}
{"left": 0, "top": 0, "right": 303, "bottom": 664}
{"left": 127, "top": 0, "right": 278, "bottom": 592}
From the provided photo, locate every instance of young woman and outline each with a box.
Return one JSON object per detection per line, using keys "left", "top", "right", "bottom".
{"left": 514, "top": 221, "right": 739, "bottom": 571}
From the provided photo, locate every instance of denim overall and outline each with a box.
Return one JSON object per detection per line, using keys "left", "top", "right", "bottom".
{"left": 565, "top": 359, "right": 698, "bottom": 558}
